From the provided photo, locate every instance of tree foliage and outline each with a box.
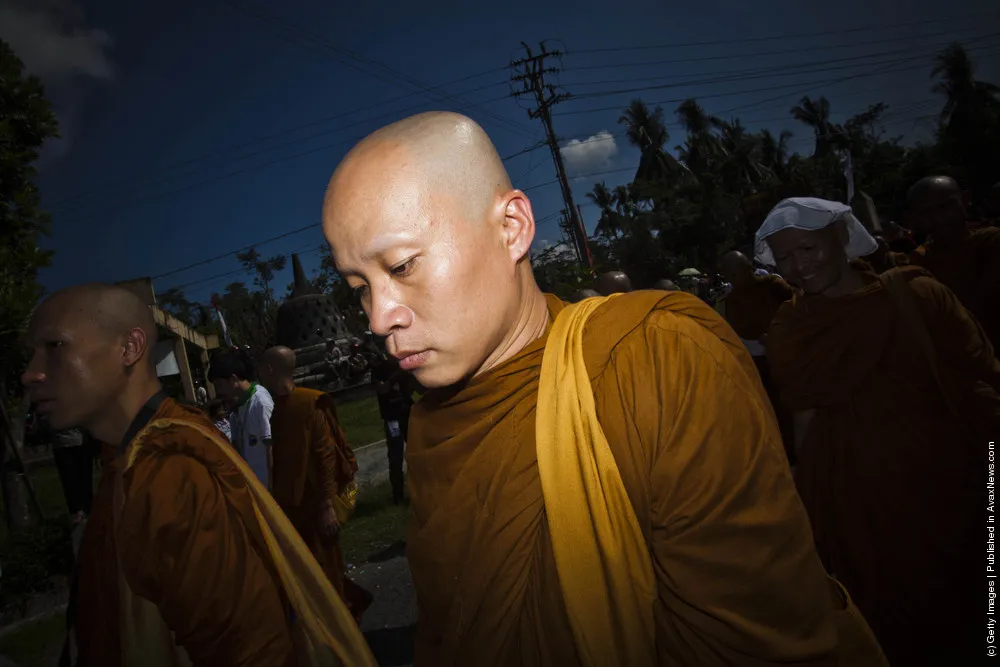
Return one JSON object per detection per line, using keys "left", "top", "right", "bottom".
{"left": 532, "top": 41, "right": 1000, "bottom": 298}
{"left": 0, "top": 39, "right": 58, "bottom": 398}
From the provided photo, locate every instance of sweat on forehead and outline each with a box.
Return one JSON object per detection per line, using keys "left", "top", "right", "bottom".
{"left": 323, "top": 112, "right": 513, "bottom": 227}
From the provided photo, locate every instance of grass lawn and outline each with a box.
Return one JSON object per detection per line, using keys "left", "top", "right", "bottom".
{"left": 340, "top": 479, "right": 410, "bottom": 566}
{"left": 0, "top": 614, "right": 64, "bottom": 667}
{"left": 335, "top": 396, "right": 385, "bottom": 448}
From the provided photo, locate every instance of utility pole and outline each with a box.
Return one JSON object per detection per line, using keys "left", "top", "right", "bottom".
{"left": 511, "top": 42, "right": 591, "bottom": 269}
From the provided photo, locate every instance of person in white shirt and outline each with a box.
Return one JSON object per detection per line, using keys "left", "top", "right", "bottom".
{"left": 207, "top": 348, "right": 274, "bottom": 489}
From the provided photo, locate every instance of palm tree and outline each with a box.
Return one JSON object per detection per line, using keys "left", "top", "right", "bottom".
{"left": 675, "top": 99, "right": 724, "bottom": 175}
{"left": 619, "top": 99, "right": 669, "bottom": 153}
{"left": 759, "top": 129, "right": 793, "bottom": 180}
{"left": 587, "top": 182, "right": 621, "bottom": 240}
{"left": 932, "top": 42, "right": 1000, "bottom": 131}
{"left": 790, "top": 95, "right": 837, "bottom": 157}
{"left": 618, "top": 99, "right": 681, "bottom": 189}
{"left": 717, "top": 119, "right": 767, "bottom": 191}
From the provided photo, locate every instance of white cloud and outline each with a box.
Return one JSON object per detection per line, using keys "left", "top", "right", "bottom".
{"left": 0, "top": 0, "right": 115, "bottom": 167}
{"left": 560, "top": 130, "right": 617, "bottom": 175}
{"left": 0, "top": 0, "right": 113, "bottom": 80}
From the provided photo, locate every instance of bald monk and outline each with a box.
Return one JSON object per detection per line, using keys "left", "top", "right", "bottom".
{"left": 719, "top": 250, "right": 793, "bottom": 348}
{"left": 593, "top": 269, "right": 632, "bottom": 295}
{"left": 568, "top": 287, "right": 600, "bottom": 303}
{"left": 907, "top": 175, "right": 1000, "bottom": 350}
{"left": 322, "top": 111, "right": 884, "bottom": 666}
{"left": 258, "top": 346, "right": 371, "bottom": 622}
{"left": 652, "top": 278, "right": 679, "bottom": 291}
{"left": 719, "top": 250, "right": 795, "bottom": 461}
{"left": 758, "top": 198, "right": 1000, "bottom": 664}
{"left": 23, "top": 284, "right": 372, "bottom": 667}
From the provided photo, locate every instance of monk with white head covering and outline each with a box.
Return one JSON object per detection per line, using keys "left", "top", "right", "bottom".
{"left": 758, "top": 197, "right": 1000, "bottom": 665}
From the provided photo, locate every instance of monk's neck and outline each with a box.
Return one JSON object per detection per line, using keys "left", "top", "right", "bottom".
{"left": 271, "top": 378, "right": 297, "bottom": 397}
{"left": 474, "top": 289, "right": 550, "bottom": 378}
{"left": 89, "top": 378, "right": 163, "bottom": 445}
{"left": 819, "top": 266, "right": 866, "bottom": 298}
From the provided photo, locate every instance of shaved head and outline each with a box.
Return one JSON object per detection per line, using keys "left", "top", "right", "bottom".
{"left": 907, "top": 175, "right": 960, "bottom": 200}
{"left": 569, "top": 288, "right": 601, "bottom": 303}
{"left": 259, "top": 345, "right": 296, "bottom": 394}
{"left": 262, "top": 346, "right": 296, "bottom": 374}
{"left": 721, "top": 250, "right": 754, "bottom": 287}
{"left": 23, "top": 283, "right": 161, "bottom": 439}
{"left": 652, "top": 279, "right": 679, "bottom": 291}
{"left": 322, "top": 111, "right": 547, "bottom": 388}
{"left": 906, "top": 175, "right": 967, "bottom": 242}
{"left": 325, "top": 111, "right": 512, "bottom": 226}
{"left": 594, "top": 271, "right": 632, "bottom": 296}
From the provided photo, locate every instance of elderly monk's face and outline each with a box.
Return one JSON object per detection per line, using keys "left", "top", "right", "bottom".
{"left": 22, "top": 296, "right": 129, "bottom": 432}
{"left": 767, "top": 225, "right": 847, "bottom": 296}
{"left": 324, "top": 153, "right": 533, "bottom": 388}
{"left": 907, "top": 188, "right": 965, "bottom": 240}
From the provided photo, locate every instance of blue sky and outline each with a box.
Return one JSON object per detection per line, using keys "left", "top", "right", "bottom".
{"left": 4, "top": 0, "right": 998, "bottom": 306}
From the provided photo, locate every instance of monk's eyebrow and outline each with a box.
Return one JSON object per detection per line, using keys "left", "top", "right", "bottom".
{"left": 360, "top": 233, "right": 418, "bottom": 263}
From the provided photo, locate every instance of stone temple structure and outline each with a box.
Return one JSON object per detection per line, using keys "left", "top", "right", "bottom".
{"left": 275, "top": 254, "right": 374, "bottom": 392}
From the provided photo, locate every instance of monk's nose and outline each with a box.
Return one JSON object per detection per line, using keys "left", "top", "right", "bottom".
{"left": 368, "top": 292, "right": 412, "bottom": 337}
{"left": 21, "top": 355, "right": 46, "bottom": 387}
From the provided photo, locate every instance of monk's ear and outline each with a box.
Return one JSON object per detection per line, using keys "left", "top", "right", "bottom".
{"left": 500, "top": 190, "right": 535, "bottom": 263}
{"left": 122, "top": 327, "right": 149, "bottom": 369}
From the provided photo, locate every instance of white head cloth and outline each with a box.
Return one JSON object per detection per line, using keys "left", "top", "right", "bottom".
{"left": 753, "top": 197, "right": 877, "bottom": 266}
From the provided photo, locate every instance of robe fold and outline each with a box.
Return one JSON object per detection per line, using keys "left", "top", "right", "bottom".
{"left": 722, "top": 273, "right": 795, "bottom": 342}
{"left": 74, "top": 398, "right": 296, "bottom": 667}
{"left": 270, "top": 387, "right": 369, "bottom": 619}
{"left": 766, "top": 265, "right": 1000, "bottom": 665}
{"left": 911, "top": 226, "right": 1000, "bottom": 351}
{"left": 407, "top": 291, "right": 849, "bottom": 666}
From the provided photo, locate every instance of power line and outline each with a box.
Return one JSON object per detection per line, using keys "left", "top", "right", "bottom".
{"left": 562, "top": 34, "right": 996, "bottom": 93}
{"left": 567, "top": 11, "right": 1000, "bottom": 55}
{"left": 48, "top": 76, "right": 509, "bottom": 209}
{"left": 217, "top": 0, "right": 533, "bottom": 140}
{"left": 554, "top": 41, "right": 1000, "bottom": 118}
{"left": 151, "top": 223, "right": 317, "bottom": 281}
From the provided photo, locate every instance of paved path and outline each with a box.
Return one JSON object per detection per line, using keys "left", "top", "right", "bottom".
{"left": 0, "top": 551, "right": 418, "bottom": 667}
{"left": 353, "top": 551, "right": 417, "bottom": 667}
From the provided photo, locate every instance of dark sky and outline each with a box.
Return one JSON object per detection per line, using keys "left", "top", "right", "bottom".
{"left": 2, "top": 0, "right": 997, "bottom": 304}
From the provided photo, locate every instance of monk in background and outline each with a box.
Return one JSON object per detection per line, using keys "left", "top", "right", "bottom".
{"left": 24, "top": 285, "right": 296, "bottom": 666}
{"left": 758, "top": 197, "right": 1000, "bottom": 664}
{"left": 258, "top": 346, "right": 372, "bottom": 623}
{"left": 719, "top": 249, "right": 795, "bottom": 462}
{"left": 567, "top": 287, "right": 600, "bottom": 303}
{"left": 593, "top": 269, "right": 632, "bottom": 295}
{"left": 907, "top": 175, "right": 1000, "bottom": 350}
{"left": 323, "top": 111, "right": 883, "bottom": 666}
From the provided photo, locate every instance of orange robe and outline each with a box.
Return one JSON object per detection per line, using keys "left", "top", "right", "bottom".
{"left": 767, "top": 266, "right": 1000, "bottom": 665}
{"left": 722, "top": 273, "right": 794, "bottom": 342}
{"left": 911, "top": 226, "right": 1000, "bottom": 351}
{"left": 74, "top": 398, "right": 295, "bottom": 667}
{"left": 407, "top": 291, "right": 848, "bottom": 666}
{"left": 270, "top": 387, "right": 369, "bottom": 620}
{"left": 721, "top": 274, "right": 796, "bottom": 461}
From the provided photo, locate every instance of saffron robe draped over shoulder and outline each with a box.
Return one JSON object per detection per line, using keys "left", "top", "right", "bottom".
{"left": 766, "top": 266, "right": 1000, "bottom": 665}
{"left": 406, "top": 291, "right": 848, "bottom": 667}
{"left": 271, "top": 387, "right": 367, "bottom": 618}
{"left": 911, "top": 226, "right": 1000, "bottom": 351}
{"left": 74, "top": 397, "right": 376, "bottom": 667}
{"left": 74, "top": 398, "right": 296, "bottom": 667}
{"left": 722, "top": 273, "right": 795, "bottom": 341}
